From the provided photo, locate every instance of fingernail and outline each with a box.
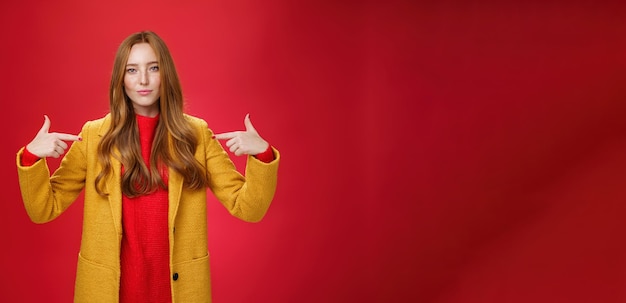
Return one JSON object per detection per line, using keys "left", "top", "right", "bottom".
{"left": 78, "top": 137, "right": 83, "bottom": 141}
{"left": 211, "top": 135, "right": 215, "bottom": 139}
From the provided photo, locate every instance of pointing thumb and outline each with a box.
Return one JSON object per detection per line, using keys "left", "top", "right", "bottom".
{"left": 39, "top": 115, "right": 51, "bottom": 135}
{"left": 244, "top": 113, "right": 256, "bottom": 133}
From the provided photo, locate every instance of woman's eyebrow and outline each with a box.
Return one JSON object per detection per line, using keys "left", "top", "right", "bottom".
{"left": 125, "top": 61, "right": 159, "bottom": 66}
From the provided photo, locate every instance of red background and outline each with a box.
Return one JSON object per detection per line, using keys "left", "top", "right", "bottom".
{"left": 2, "top": 1, "right": 626, "bottom": 302}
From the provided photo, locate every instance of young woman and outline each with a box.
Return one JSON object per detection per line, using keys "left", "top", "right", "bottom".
{"left": 16, "top": 31, "right": 279, "bottom": 303}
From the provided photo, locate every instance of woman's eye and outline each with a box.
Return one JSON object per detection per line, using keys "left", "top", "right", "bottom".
{"left": 150, "top": 66, "right": 159, "bottom": 72}
{"left": 126, "top": 68, "right": 137, "bottom": 73}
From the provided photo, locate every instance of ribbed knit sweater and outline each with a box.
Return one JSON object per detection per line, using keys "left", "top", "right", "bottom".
{"left": 119, "top": 114, "right": 171, "bottom": 302}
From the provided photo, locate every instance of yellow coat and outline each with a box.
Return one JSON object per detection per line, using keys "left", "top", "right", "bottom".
{"left": 16, "top": 113, "right": 279, "bottom": 303}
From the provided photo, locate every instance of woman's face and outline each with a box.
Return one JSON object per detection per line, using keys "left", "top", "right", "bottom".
{"left": 124, "top": 43, "right": 161, "bottom": 117}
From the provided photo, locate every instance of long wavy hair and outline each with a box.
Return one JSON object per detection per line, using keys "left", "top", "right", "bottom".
{"left": 95, "top": 31, "right": 209, "bottom": 197}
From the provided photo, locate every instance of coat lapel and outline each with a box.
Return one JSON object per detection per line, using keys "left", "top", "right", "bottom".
{"left": 108, "top": 159, "right": 123, "bottom": 235}
{"left": 168, "top": 167, "right": 183, "bottom": 230}
{"left": 97, "top": 115, "right": 123, "bottom": 235}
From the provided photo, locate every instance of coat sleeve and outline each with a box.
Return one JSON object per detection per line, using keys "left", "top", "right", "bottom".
{"left": 16, "top": 122, "right": 90, "bottom": 224}
{"left": 198, "top": 119, "right": 280, "bottom": 223}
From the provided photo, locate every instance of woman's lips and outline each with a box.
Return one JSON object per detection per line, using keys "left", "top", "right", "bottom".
{"left": 137, "top": 90, "right": 152, "bottom": 96}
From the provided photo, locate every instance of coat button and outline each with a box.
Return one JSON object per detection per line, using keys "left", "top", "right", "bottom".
{"left": 173, "top": 273, "right": 179, "bottom": 281}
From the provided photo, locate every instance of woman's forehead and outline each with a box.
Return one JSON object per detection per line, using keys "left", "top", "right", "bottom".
{"left": 127, "top": 43, "right": 157, "bottom": 64}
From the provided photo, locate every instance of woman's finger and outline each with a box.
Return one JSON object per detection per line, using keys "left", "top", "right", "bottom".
{"left": 213, "top": 131, "right": 239, "bottom": 141}
{"left": 57, "top": 140, "right": 68, "bottom": 150}
{"left": 54, "top": 133, "right": 82, "bottom": 142}
{"left": 229, "top": 142, "right": 239, "bottom": 154}
{"left": 54, "top": 145, "right": 65, "bottom": 155}
{"left": 226, "top": 137, "right": 239, "bottom": 148}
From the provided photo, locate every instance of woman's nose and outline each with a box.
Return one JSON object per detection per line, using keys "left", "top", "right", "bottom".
{"left": 140, "top": 70, "right": 149, "bottom": 85}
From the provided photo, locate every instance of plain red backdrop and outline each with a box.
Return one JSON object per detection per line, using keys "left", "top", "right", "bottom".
{"left": 2, "top": 0, "right": 626, "bottom": 302}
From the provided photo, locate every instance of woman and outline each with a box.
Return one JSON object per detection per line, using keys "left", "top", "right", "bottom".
{"left": 16, "top": 31, "right": 279, "bottom": 303}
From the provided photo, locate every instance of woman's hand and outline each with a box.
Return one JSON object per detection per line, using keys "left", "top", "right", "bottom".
{"left": 26, "top": 115, "right": 82, "bottom": 158}
{"left": 214, "top": 114, "right": 269, "bottom": 156}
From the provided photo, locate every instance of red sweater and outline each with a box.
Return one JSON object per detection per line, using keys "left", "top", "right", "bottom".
{"left": 119, "top": 114, "right": 171, "bottom": 302}
{"left": 21, "top": 115, "right": 275, "bottom": 302}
